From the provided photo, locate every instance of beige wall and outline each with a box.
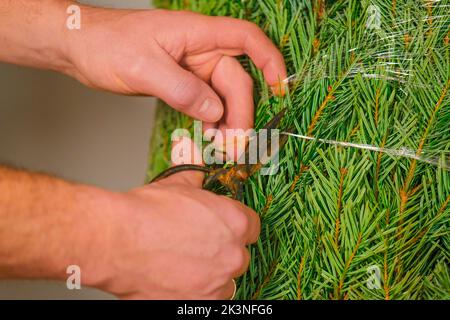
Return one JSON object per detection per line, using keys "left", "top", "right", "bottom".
{"left": 0, "top": 0, "right": 155, "bottom": 299}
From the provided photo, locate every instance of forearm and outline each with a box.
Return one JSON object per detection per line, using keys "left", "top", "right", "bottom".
{"left": 0, "top": 0, "right": 74, "bottom": 73}
{"left": 0, "top": 165, "right": 118, "bottom": 285}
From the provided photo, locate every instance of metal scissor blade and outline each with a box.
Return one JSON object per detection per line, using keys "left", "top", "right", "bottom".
{"left": 237, "top": 108, "right": 288, "bottom": 171}
{"left": 150, "top": 109, "right": 290, "bottom": 203}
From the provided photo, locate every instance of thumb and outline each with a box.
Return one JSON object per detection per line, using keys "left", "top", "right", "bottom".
{"left": 148, "top": 50, "right": 224, "bottom": 122}
{"left": 164, "top": 136, "right": 205, "bottom": 187}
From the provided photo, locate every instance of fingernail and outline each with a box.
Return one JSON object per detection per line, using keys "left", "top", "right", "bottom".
{"left": 270, "top": 81, "right": 287, "bottom": 96}
{"left": 199, "top": 98, "right": 223, "bottom": 122}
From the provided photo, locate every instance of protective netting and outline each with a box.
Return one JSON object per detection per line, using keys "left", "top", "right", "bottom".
{"left": 149, "top": 0, "right": 449, "bottom": 299}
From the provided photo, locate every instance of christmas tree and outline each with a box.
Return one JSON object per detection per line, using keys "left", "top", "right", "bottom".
{"left": 148, "top": 0, "right": 449, "bottom": 299}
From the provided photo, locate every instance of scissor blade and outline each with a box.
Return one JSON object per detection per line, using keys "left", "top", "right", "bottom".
{"left": 236, "top": 109, "right": 287, "bottom": 165}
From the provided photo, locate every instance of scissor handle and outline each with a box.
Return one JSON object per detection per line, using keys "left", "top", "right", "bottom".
{"left": 150, "top": 164, "right": 211, "bottom": 183}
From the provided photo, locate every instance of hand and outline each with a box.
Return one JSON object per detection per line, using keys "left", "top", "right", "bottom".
{"left": 0, "top": 142, "right": 258, "bottom": 300}
{"left": 96, "top": 169, "right": 260, "bottom": 299}
{"left": 64, "top": 7, "right": 287, "bottom": 133}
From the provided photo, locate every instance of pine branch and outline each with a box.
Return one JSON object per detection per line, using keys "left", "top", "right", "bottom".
{"left": 150, "top": 0, "right": 450, "bottom": 300}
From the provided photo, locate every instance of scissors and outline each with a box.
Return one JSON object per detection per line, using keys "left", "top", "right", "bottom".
{"left": 150, "top": 109, "right": 289, "bottom": 201}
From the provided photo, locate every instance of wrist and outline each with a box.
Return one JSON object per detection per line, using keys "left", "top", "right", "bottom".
{"left": 44, "top": 0, "right": 81, "bottom": 75}
{"left": 0, "top": 0, "right": 75, "bottom": 72}
{"left": 18, "top": 181, "right": 127, "bottom": 290}
{"left": 56, "top": 184, "right": 127, "bottom": 290}
{"left": 57, "top": 3, "right": 128, "bottom": 85}
{"left": 0, "top": 168, "right": 124, "bottom": 288}
{"left": 82, "top": 188, "right": 162, "bottom": 296}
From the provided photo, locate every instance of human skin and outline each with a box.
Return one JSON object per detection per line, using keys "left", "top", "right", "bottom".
{"left": 0, "top": 0, "right": 286, "bottom": 299}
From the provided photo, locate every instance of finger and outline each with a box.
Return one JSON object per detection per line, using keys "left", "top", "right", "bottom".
{"left": 235, "top": 202, "right": 261, "bottom": 245}
{"left": 197, "top": 16, "right": 287, "bottom": 94}
{"left": 171, "top": 136, "right": 203, "bottom": 166}
{"left": 202, "top": 124, "right": 229, "bottom": 163}
{"left": 203, "top": 121, "right": 218, "bottom": 133}
{"left": 211, "top": 56, "right": 254, "bottom": 161}
{"left": 161, "top": 136, "right": 205, "bottom": 187}
{"left": 229, "top": 248, "right": 250, "bottom": 279}
{"left": 144, "top": 46, "right": 224, "bottom": 122}
{"left": 212, "top": 56, "right": 254, "bottom": 130}
{"left": 220, "top": 198, "right": 261, "bottom": 245}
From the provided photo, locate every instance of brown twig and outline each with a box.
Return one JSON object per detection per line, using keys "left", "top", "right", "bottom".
{"left": 334, "top": 233, "right": 362, "bottom": 299}
{"left": 296, "top": 257, "right": 305, "bottom": 300}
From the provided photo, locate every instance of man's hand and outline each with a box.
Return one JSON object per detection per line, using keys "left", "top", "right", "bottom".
{"left": 0, "top": 1, "right": 277, "bottom": 299}
{"left": 0, "top": 165, "right": 259, "bottom": 300}
{"left": 0, "top": 0, "right": 286, "bottom": 132}
{"left": 64, "top": 7, "right": 286, "bottom": 132}
{"left": 101, "top": 170, "right": 259, "bottom": 299}
{"left": 0, "top": 0, "right": 287, "bottom": 159}
{"left": 97, "top": 138, "right": 259, "bottom": 299}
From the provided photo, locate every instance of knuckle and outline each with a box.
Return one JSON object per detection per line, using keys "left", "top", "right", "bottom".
{"left": 128, "top": 56, "right": 147, "bottom": 76}
{"left": 244, "top": 21, "right": 264, "bottom": 39}
{"left": 242, "top": 20, "right": 260, "bottom": 34}
{"left": 255, "top": 216, "right": 261, "bottom": 239}
{"left": 228, "top": 247, "right": 249, "bottom": 273}
{"left": 248, "top": 214, "right": 261, "bottom": 244}
{"left": 121, "top": 55, "right": 149, "bottom": 87}
{"left": 253, "top": 211, "right": 261, "bottom": 233}
{"left": 232, "top": 211, "right": 250, "bottom": 237}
